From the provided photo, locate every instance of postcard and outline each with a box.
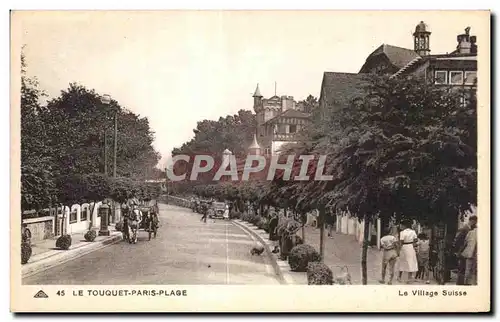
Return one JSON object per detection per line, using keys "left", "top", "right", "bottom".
{"left": 10, "top": 10, "right": 490, "bottom": 312}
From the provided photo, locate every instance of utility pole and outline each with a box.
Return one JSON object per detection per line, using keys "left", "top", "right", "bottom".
{"left": 113, "top": 110, "right": 118, "bottom": 178}
{"left": 104, "top": 131, "right": 108, "bottom": 175}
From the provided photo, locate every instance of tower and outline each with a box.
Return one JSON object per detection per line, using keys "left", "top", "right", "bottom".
{"left": 253, "top": 84, "right": 263, "bottom": 112}
{"left": 248, "top": 134, "right": 262, "bottom": 156}
{"left": 413, "top": 21, "right": 431, "bottom": 56}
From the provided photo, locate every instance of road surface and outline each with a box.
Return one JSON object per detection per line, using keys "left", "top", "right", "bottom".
{"left": 23, "top": 204, "right": 280, "bottom": 285}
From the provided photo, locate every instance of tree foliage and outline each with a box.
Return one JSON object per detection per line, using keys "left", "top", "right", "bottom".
{"left": 20, "top": 50, "right": 162, "bottom": 211}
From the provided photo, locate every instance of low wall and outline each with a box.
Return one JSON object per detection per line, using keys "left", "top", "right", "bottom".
{"left": 164, "top": 195, "right": 192, "bottom": 208}
{"left": 23, "top": 216, "right": 55, "bottom": 242}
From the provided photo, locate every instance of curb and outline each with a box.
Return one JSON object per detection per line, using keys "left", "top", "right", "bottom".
{"left": 22, "top": 233, "right": 122, "bottom": 279}
{"left": 232, "top": 220, "right": 289, "bottom": 285}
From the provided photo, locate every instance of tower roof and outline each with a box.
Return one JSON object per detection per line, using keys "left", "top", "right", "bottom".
{"left": 248, "top": 134, "right": 261, "bottom": 150}
{"left": 414, "top": 21, "right": 430, "bottom": 34}
{"left": 253, "top": 84, "right": 263, "bottom": 97}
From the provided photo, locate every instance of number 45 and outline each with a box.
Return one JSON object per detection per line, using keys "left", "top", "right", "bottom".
{"left": 57, "top": 290, "right": 65, "bottom": 296}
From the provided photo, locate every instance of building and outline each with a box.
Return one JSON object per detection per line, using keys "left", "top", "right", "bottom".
{"left": 360, "top": 21, "right": 477, "bottom": 85}
{"left": 252, "top": 84, "right": 312, "bottom": 156}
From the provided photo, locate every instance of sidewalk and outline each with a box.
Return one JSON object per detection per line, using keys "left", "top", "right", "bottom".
{"left": 235, "top": 219, "right": 454, "bottom": 285}
{"left": 302, "top": 226, "right": 382, "bottom": 284}
{"left": 22, "top": 226, "right": 122, "bottom": 278}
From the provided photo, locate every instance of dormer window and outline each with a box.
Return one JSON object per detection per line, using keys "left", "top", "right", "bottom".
{"left": 434, "top": 71, "right": 447, "bottom": 84}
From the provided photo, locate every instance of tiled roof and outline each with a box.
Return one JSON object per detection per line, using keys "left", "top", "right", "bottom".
{"left": 364, "top": 44, "right": 420, "bottom": 70}
{"left": 264, "top": 109, "right": 311, "bottom": 125}
{"left": 319, "top": 72, "right": 370, "bottom": 108}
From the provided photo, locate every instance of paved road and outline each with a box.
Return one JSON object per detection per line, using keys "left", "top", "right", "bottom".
{"left": 24, "top": 204, "right": 280, "bottom": 285}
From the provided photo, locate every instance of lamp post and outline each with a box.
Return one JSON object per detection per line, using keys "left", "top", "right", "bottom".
{"left": 100, "top": 94, "right": 111, "bottom": 176}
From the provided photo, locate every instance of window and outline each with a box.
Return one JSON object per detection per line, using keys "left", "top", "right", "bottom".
{"left": 289, "top": 125, "right": 297, "bottom": 133}
{"left": 449, "top": 71, "right": 464, "bottom": 85}
{"left": 464, "top": 71, "right": 477, "bottom": 85}
{"left": 434, "top": 71, "right": 447, "bottom": 84}
{"left": 81, "top": 207, "right": 88, "bottom": 221}
{"left": 70, "top": 210, "right": 78, "bottom": 224}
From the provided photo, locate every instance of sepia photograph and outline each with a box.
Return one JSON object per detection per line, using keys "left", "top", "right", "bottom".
{"left": 10, "top": 10, "right": 490, "bottom": 312}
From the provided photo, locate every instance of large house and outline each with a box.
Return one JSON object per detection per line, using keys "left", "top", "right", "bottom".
{"left": 320, "top": 21, "right": 478, "bottom": 112}
{"left": 251, "top": 85, "right": 312, "bottom": 156}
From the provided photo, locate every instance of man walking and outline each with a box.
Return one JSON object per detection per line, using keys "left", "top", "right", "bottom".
{"left": 461, "top": 218, "right": 478, "bottom": 285}
{"left": 454, "top": 215, "right": 477, "bottom": 285}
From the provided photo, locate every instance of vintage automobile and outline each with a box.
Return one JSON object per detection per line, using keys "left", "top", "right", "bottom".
{"left": 208, "top": 201, "right": 228, "bottom": 219}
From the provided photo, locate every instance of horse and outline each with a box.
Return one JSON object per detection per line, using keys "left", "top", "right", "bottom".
{"left": 128, "top": 210, "right": 140, "bottom": 244}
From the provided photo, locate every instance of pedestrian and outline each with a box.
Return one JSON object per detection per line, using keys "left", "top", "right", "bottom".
{"left": 325, "top": 213, "right": 334, "bottom": 238}
{"left": 454, "top": 215, "right": 477, "bottom": 285}
{"left": 200, "top": 202, "right": 208, "bottom": 223}
{"left": 268, "top": 211, "right": 280, "bottom": 253}
{"left": 223, "top": 204, "right": 230, "bottom": 220}
{"left": 379, "top": 226, "right": 399, "bottom": 285}
{"left": 460, "top": 217, "right": 477, "bottom": 285}
{"left": 415, "top": 233, "right": 431, "bottom": 284}
{"left": 398, "top": 219, "right": 419, "bottom": 284}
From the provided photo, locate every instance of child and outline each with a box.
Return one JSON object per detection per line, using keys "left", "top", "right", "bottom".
{"left": 379, "top": 227, "right": 399, "bottom": 285}
{"left": 416, "top": 233, "right": 431, "bottom": 284}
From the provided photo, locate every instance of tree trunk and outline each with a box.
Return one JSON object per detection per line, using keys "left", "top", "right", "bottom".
{"left": 319, "top": 206, "right": 325, "bottom": 259}
{"left": 361, "top": 214, "right": 370, "bottom": 285}
{"left": 89, "top": 201, "right": 96, "bottom": 231}
{"left": 284, "top": 207, "right": 287, "bottom": 218}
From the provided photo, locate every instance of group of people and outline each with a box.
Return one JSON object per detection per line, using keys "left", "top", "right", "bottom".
{"left": 379, "top": 216, "right": 478, "bottom": 285}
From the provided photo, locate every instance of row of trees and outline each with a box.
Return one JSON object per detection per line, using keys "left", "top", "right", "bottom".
{"left": 174, "top": 74, "right": 477, "bottom": 284}
{"left": 21, "top": 50, "right": 164, "bottom": 212}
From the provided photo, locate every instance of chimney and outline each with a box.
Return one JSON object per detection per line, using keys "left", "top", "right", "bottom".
{"left": 456, "top": 27, "right": 472, "bottom": 54}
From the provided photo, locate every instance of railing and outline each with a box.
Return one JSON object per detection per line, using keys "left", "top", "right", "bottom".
{"left": 272, "top": 133, "right": 297, "bottom": 141}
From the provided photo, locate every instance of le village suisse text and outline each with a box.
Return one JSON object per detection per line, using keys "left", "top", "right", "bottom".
{"left": 399, "top": 289, "right": 468, "bottom": 298}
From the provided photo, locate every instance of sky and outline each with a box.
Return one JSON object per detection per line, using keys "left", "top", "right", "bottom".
{"left": 17, "top": 11, "right": 487, "bottom": 169}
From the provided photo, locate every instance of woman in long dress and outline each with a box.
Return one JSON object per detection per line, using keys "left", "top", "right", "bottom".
{"left": 398, "top": 219, "right": 419, "bottom": 283}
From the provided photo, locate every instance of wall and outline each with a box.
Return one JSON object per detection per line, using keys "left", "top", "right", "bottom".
{"left": 23, "top": 216, "right": 55, "bottom": 242}
{"left": 22, "top": 201, "right": 105, "bottom": 241}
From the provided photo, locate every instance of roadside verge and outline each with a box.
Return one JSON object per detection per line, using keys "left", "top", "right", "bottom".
{"left": 232, "top": 220, "right": 307, "bottom": 285}
{"left": 22, "top": 232, "right": 122, "bottom": 279}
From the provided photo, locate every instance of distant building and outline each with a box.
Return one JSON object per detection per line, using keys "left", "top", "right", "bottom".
{"left": 252, "top": 84, "right": 312, "bottom": 156}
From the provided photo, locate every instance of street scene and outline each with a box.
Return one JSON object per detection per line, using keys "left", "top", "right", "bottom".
{"left": 17, "top": 11, "right": 483, "bottom": 292}
{"left": 24, "top": 204, "right": 280, "bottom": 285}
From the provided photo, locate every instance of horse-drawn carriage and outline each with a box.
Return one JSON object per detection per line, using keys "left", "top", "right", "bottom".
{"left": 121, "top": 202, "right": 160, "bottom": 244}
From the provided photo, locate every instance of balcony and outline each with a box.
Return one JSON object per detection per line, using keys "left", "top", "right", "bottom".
{"left": 272, "top": 132, "right": 298, "bottom": 141}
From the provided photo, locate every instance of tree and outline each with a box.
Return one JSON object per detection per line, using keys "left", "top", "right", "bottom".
{"left": 20, "top": 49, "right": 56, "bottom": 211}
{"left": 42, "top": 83, "right": 161, "bottom": 179}
{"left": 312, "top": 75, "right": 476, "bottom": 284}
{"left": 172, "top": 110, "right": 257, "bottom": 158}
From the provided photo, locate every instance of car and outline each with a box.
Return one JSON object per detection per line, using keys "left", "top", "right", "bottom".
{"left": 208, "top": 201, "right": 228, "bottom": 219}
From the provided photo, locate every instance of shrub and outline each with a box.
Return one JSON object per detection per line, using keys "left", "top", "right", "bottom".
{"left": 84, "top": 230, "right": 97, "bottom": 242}
{"left": 21, "top": 242, "right": 32, "bottom": 264}
{"left": 288, "top": 244, "right": 321, "bottom": 272}
{"left": 307, "top": 262, "right": 333, "bottom": 285}
{"left": 55, "top": 234, "right": 72, "bottom": 250}
{"left": 249, "top": 215, "right": 261, "bottom": 226}
{"left": 259, "top": 218, "right": 270, "bottom": 232}
{"left": 230, "top": 211, "right": 241, "bottom": 219}
{"left": 115, "top": 221, "right": 124, "bottom": 232}
{"left": 295, "top": 235, "right": 304, "bottom": 245}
